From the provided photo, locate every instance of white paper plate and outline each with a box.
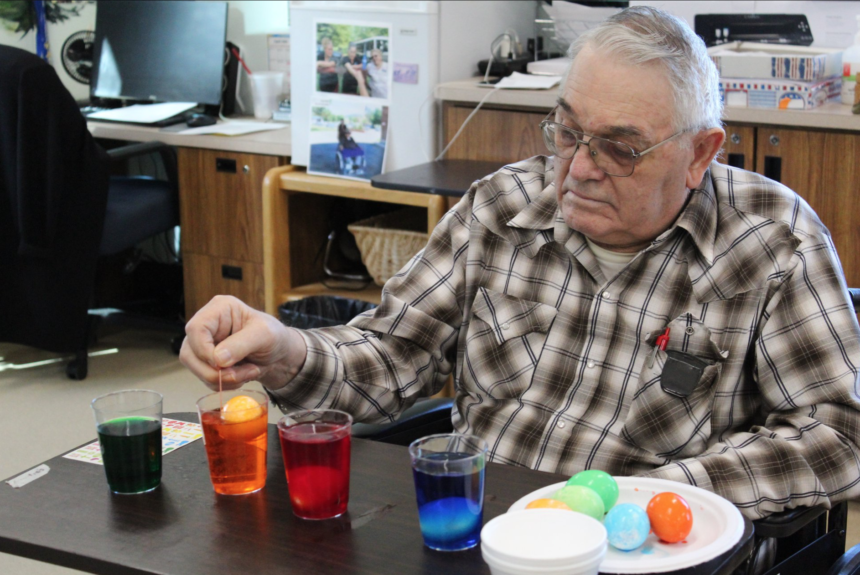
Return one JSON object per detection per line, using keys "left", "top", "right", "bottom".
{"left": 508, "top": 477, "right": 744, "bottom": 574}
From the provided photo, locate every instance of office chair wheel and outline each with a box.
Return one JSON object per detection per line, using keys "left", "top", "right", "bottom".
{"left": 171, "top": 334, "right": 184, "bottom": 355}
{"left": 745, "top": 537, "right": 777, "bottom": 575}
{"left": 66, "top": 351, "right": 89, "bottom": 380}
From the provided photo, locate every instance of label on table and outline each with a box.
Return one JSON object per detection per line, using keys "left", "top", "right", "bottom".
{"left": 62, "top": 419, "right": 203, "bottom": 465}
{"left": 6, "top": 464, "right": 50, "bottom": 488}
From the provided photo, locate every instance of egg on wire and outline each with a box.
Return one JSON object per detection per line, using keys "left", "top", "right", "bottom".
{"left": 221, "top": 395, "right": 263, "bottom": 423}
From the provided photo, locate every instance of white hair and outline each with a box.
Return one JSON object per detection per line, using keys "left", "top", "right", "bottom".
{"left": 564, "top": 6, "right": 722, "bottom": 133}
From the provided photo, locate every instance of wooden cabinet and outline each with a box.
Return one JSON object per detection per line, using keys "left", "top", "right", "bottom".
{"left": 179, "top": 148, "right": 284, "bottom": 316}
{"left": 442, "top": 102, "right": 549, "bottom": 164}
{"left": 755, "top": 127, "right": 860, "bottom": 287}
{"left": 717, "top": 123, "right": 756, "bottom": 172}
{"left": 261, "top": 168, "right": 448, "bottom": 316}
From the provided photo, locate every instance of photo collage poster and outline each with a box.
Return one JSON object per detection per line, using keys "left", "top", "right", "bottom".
{"left": 308, "top": 19, "right": 392, "bottom": 182}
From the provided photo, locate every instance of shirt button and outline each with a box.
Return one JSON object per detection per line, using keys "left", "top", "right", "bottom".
{"left": 586, "top": 360, "right": 595, "bottom": 368}
{"left": 602, "top": 292, "right": 611, "bottom": 299}
{"left": 501, "top": 322, "right": 511, "bottom": 330}
{"left": 557, "top": 421, "right": 566, "bottom": 429}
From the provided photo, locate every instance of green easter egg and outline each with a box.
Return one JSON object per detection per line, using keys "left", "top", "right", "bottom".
{"left": 566, "top": 470, "right": 619, "bottom": 511}
{"left": 551, "top": 485, "right": 605, "bottom": 520}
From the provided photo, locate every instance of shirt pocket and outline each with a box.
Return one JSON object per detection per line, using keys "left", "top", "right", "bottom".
{"left": 464, "top": 287, "right": 558, "bottom": 400}
{"left": 621, "top": 314, "right": 726, "bottom": 459}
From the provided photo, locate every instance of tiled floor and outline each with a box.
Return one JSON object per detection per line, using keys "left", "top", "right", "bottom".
{"left": 1, "top": 326, "right": 858, "bottom": 573}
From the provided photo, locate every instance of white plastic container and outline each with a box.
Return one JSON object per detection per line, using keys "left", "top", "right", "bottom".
{"left": 481, "top": 509, "right": 607, "bottom": 575}
{"left": 841, "top": 15, "right": 860, "bottom": 106}
{"left": 250, "top": 71, "right": 284, "bottom": 120}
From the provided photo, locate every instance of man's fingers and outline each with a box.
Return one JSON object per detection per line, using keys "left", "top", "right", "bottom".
{"left": 212, "top": 316, "right": 281, "bottom": 368}
{"left": 184, "top": 296, "right": 247, "bottom": 368}
{"left": 179, "top": 339, "right": 224, "bottom": 390}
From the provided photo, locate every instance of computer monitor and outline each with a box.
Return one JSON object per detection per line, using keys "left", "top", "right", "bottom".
{"left": 91, "top": 1, "right": 228, "bottom": 106}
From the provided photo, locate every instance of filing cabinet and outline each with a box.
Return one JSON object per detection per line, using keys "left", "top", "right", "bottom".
{"left": 717, "top": 124, "right": 755, "bottom": 172}
{"left": 178, "top": 147, "right": 285, "bottom": 317}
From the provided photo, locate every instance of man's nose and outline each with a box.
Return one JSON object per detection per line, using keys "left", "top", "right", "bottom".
{"left": 568, "top": 142, "right": 605, "bottom": 181}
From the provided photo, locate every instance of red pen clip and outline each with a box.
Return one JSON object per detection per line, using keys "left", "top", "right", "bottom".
{"left": 656, "top": 327, "right": 671, "bottom": 351}
{"left": 648, "top": 327, "right": 671, "bottom": 368}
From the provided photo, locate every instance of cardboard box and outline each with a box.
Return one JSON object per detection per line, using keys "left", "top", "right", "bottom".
{"left": 709, "top": 42, "right": 842, "bottom": 82}
{"left": 719, "top": 76, "right": 842, "bottom": 110}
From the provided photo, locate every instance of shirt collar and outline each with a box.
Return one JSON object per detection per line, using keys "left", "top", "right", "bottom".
{"left": 506, "top": 174, "right": 559, "bottom": 232}
{"left": 664, "top": 168, "right": 718, "bottom": 267}
{"left": 501, "top": 163, "right": 719, "bottom": 272}
{"left": 505, "top": 164, "right": 717, "bottom": 251}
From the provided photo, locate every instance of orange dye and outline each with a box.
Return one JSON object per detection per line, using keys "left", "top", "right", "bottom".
{"left": 201, "top": 409, "right": 268, "bottom": 495}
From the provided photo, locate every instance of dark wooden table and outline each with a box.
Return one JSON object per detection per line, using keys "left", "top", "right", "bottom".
{"left": 0, "top": 413, "right": 753, "bottom": 575}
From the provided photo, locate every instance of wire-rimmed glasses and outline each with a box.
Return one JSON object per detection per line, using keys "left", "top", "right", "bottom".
{"left": 539, "top": 106, "right": 686, "bottom": 177}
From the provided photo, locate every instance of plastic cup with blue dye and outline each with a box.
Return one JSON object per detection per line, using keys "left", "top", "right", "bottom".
{"left": 409, "top": 434, "right": 488, "bottom": 551}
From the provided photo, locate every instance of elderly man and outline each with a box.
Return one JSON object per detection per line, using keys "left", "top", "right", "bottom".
{"left": 180, "top": 7, "right": 860, "bottom": 519}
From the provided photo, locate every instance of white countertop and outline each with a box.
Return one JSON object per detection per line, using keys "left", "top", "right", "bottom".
{"left": 87, "top": 118, "right": 292, "bottom": 157}
{"left": 436, "top": 79, "right": 860, "bottom": 133}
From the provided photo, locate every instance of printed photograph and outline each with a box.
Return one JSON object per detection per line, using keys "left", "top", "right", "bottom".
{"left": 315, "top": 21, "right": 391, "bottom": 99}
{"left": 307, "top": 97, "right": 388, "bottom": 181}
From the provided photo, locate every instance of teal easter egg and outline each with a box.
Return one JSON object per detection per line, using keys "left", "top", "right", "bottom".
{"left": 551, "top": 485, "right": 605, "bottom": 520}
{"left": 604, "top": 503, "right": 650, "bottom": 551}
{"left": 566, "top": 470, "right": 619, "bottom": 511}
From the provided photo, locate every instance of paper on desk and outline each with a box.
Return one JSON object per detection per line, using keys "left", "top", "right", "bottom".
{"left": 480, "top": 72, "right": 562, "bottom": 90}
{"left": 62, "top": 418, "right": 203, "bottom": 465}
{"left": 87, "top": 102, "right": 197, "bottom": 123}
{"left": 177, "top": 121, "right": 287, "bottom": 136}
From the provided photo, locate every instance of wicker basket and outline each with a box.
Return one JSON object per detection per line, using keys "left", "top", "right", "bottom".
{"left": 347, "top": 209, "right": 429, "bottom": 286}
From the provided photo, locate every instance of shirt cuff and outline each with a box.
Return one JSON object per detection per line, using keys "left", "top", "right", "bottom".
{"left": 636, "top": 458, "right": 714, "bottom": 493}
{"left": 265, "top": 329, "right": 345, "bottom": 413}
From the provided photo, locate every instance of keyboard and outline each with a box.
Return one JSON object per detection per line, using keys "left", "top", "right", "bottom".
{"left": 79, "top": 105, "right": 112, "bottom": 117}
{"left": 80, "top": 105, "right": 189, "bottom": 128}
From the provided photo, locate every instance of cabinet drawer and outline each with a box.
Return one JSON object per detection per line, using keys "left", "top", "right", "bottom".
{"left": 717, "top": 123, "right": 755, "bottom": 172}
{"left": 179, "top": 148, "right": 281, "bottom": 263}
{"left": 754, "top": 127, "right": 860, "bottom": 288}
{"left": 184, "top": 253, "right": 264, "bottom": 318}
{"left": 443, "top": 103, "right": 549, "bottom": 163}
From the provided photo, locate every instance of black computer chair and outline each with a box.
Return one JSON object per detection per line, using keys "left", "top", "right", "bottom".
{"left": 0, "top": 46, "right": 179, "bottom": 380}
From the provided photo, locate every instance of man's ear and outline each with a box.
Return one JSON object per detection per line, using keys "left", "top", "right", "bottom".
{"left": 686, "top": 127, "right": 726, "bottom": 189}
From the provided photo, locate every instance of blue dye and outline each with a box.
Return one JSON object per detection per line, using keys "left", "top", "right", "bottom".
{"left": 413, "top": 454, "right": 483, "bottom": 551}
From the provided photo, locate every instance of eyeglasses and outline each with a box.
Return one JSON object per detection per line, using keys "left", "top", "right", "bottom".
{"left": 538, "top": 106, "right": 686, "bottom": 177}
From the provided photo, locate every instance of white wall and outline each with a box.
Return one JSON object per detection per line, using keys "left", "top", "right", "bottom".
{"left": 0, "top": 1, "right": 96, "bottom": 100}
{"left": 632, "top": 1, "right": 860, "bottom": 49}
{"left": 438, "top": 0, "right": 536, "bottom": 83}
{"left": 227, "top": 1, "right": 290, "bottom": 114}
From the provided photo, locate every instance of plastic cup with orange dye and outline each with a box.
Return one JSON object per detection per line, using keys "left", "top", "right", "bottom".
{"left": 197, "top": 389, "right": 268, "bottom": 495}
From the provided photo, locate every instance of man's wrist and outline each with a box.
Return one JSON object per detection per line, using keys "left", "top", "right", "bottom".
{"left": 261, "top": 327, "right": 308, "bottom": 392}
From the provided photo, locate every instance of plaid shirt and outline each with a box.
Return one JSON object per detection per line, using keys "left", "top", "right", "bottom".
{"left": 270, "top": 156, "right": 860, "bottom": 519}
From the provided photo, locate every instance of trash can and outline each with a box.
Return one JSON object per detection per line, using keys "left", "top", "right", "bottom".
{"left": 278, "top": 296, "right": 378, "bottom": 330}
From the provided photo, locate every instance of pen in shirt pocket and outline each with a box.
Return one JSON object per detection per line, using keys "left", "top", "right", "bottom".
{"left": 647, "top": 327, "right": 671, "bottom": 369}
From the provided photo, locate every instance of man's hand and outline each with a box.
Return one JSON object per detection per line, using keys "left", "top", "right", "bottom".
{"left": 179, "top": 296, "right": 307, "bottom": 392}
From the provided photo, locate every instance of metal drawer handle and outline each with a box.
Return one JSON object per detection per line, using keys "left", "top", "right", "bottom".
{"left": 769, "top": 135, "right": 780, "bottom": 146}
{"left": 730, "top": 133, "right": 741, "bottom": 144}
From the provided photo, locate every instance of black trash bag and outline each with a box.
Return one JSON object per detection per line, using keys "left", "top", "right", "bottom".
{"left": 278, "top": 296, "right": 378, "bottom": 330}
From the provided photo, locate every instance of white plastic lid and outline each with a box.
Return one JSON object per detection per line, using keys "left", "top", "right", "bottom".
{"left": 481, "top": 509, "right": 607, "bottom": 568}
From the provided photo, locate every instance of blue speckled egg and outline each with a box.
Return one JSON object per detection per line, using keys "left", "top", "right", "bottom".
{"left": 604, "top": 503, "right": 650, "bottom": 551}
